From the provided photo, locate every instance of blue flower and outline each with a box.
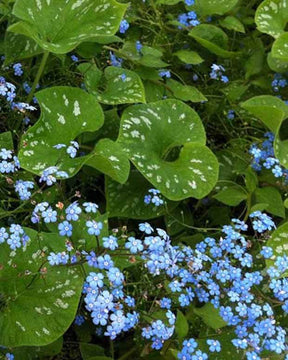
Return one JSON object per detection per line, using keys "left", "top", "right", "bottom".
{"left": 83, "top": 202, "right": 99, "bottom": 213}
{"left": 58, "top": 221, "right": 73, "bottom": 237}
{"left": 66, "top": 201, "right": 82, "bottom": 221}
{"left": 139, "top": 222, "right": 153, "bottom": 234}
{"left": 103, "top": 235, "right": 118, "bottom": 250}
{"left": 160, "top": 297, "right": 171, "bottom": 309}
{"left": 207, "top": 339, "right": 221, "bottom": 352}
{"left": 86, "top": 220, "right": 103, "bottom": 236}
{"left": 107, "top": 267, "right": 124, "bottom": 286}
{"left": 42, "top": 207, "right": 57, "bottom": 223}
{"left": 125, "top": 237, "right": 143, "bottom": 254}
{"left": 87, "top": 272, "right": 104, "bottom": 288}
{"left": 159, "top": 70, "right": 171, "bottom": 78}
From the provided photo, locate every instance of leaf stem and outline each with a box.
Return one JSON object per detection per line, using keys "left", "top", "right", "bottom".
{"left": 27, "top": 51, "right": 49, "bottom": 103}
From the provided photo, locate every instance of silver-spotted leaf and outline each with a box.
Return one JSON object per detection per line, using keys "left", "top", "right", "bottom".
{"left": 117, "top": 100, "right": 219, "bottom": 201}
{"left": 266, "top": 222, "right": 288, "bottom": 276}
{"left": 18, "top": 86, "right": 104, "bottom": 176}
{"left": 255, "top": 0, "right": 288, "bottom": 38}
{"left": 9, "top": 0, "right": 127, "bottom": 53}
{"left": 87, "top": 66, "right": 146, "bottom": 105}
{"left": 272, "top": 32, "right": 288, "bottom": 61}
{"left": 0, "top": 229, "right": 83, "bottom": 347}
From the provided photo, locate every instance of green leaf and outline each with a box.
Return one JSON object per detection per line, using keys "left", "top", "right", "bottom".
{"left": 193, "top": 303, "right": 227, "bottom": 330}
{"left": 167, "top": 79, "right": 207, "bottom": 103}
{"left": 274, "top": 122, "right": 288, "bottom": 168}
{"left": 244, "top": 168, "right": 258, "bottom": 193}
{"left": 267, "top": 51, "right": 288, "bottom": 73}
{"left": 12, "top": 337, "right": 63, "bottom": 359}
{"left": 254, "top": 187, "right": 285, "bottom": 218}
{"left": 80, "top": 343, "right": 105, "bottom": 359}
{"left": 272, "top": 32, "right": 288, "bottom": 61}
{"left": 0, "top": 131, "right": 13, "bottom": 149}
{"left": 4, "top": 32, "right": 43, "bottom": 64}
{"left": 87, "top": 66, "right": 146, "bottom": 105}
{"left": 117, "top": 99, "right": 219, "bottom": 201}
{"left": 244, "top": 38, "right": 265, "bottom": 79}
{"left": 213, "top": 185, "right": 247, "bottom": 206}
{"left": 189, "top": 24, "right": 239, "bottom": 58}
{"left": 197, "top": 330, "right": 244, "bottom": 359}
{"left": 241, "top": 95, "right": 288, "bottom": 132}
{"left": 0, "top": 229, "right": 83, "bottom": 347}
{"left": 85, "top": 139, "right": 130, "bottom": 184}
{"left": 106, "top": 170, "right": 178, "bottom": 219}
{"left": 284, "top": 198, "right": 288, "bottom": 208}
{"left": 219, "top": 16, "right": 245, "bottom": 33}
{"left": 195, "top": 0, "right": 239, "bottom": 16}
{"left": 120, "top": 42, "right": 168, "bottom": 68}
{"left": 174, "top": 50, "right": 204, "bottom": 65}
{"left": 78, "top": 62, "right": 102, "bottom": 91}
{"left": 156, "top": 0, "right": 181, "bottom": 4}
{"left": 175, "top": 310, "right": 188, "bottom": 339}
{"left": 266, "top": 222, "right": 288, "bottom": 276}
{"left": 255, "top": 0, "right": 288, "bottom": 38}
{"left": 9, "top": 0, "right": 127, "bottom": 53}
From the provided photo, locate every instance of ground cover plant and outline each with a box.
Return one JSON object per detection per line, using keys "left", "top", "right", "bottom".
{"left": 1, "top": 0, "right": 288, "bottom": 359}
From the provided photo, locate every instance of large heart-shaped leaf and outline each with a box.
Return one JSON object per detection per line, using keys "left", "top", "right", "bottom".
{"left": 255, "top": 0, "right": 288, "bottom": 38}
{"left": 85, "top": 66, "right": 146, "bottom": 105}
{"left": 274, "top": 120, "right": 288, "bottom": 169}
{"left": 267, "top": 52, "right": 288, "bottom": 72}
{"left": 117, "top": 100, "right": 219, "bottom": 200}
{"left": 106, "top": 170, "right": 178, "bottom": 219}
{"left": 18, "top": 88, "right": 130, "bottom": 183}
{"left": 9, "top": 0, "right": 127, "bottom": 53}
{"left": 0, "top": 229, "right": 83, "bottom": 347}
{"left": 241, "top": 95, "right": 288, "bottom": 133}
{"left": 195, "top": 0, "right": 239, "bottom": 16}
{"left": 18, "top": 86, "right": 103, "bottom": 173}
{"left": 189, "top": 25, "right": 239, "bottom": 58}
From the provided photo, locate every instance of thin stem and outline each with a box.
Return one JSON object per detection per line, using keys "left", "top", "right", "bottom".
{"left": 27, "top": 51, "right": 49, "bottom": 103}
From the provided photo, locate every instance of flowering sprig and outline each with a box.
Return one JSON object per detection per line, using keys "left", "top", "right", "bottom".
{"left": 250, "top": 132, "right": 288, "bottom": 181}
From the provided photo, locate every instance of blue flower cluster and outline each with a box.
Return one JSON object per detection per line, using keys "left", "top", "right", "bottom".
{"left": 13, "top": 63, "right": 23, "bottom": 77}
{"left": 0, "top": 77, "right": 36, "bottom": 111}
{"left": 0, "top": 224, "right": 29, "bottom": 250}
{"left": 271, "top": 73, "right": 287, "bottom": 92}
{"left": 210, "top": 64, "right": 229, "bottom": 83}
{"left": 144, "top": 188, "right": 164, "bottom": 206}
{"left": 109, "top": 52, "right": 123, "bottom": 67}
{"left": 7, "top": 194, "right": 287, "bottom": 358}
{"left": 14, "top": 180, "right": 34, "bottom": 200}
{"left": 250, "top": 132, "right": 288, "bottom": 180}
{"left": 54, "top": 140, "right": 79, "bottom": 158}
{"left": 227, "top": 109, "right": 235, "bottom": 120}
{"left": 0, "top": 148, "right": 20, "bottom": 174}
{"left": 178, "top": 11, "right": 200, "bottom": 28}
{"left": 39, "top": 166, "right": 68, "bottom": 186}
{"left": 119, "top": 19, "right": 129, "bottom": 34}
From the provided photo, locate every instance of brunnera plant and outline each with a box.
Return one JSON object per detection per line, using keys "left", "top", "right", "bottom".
{"left": 1, "top": 0, "right": 288, "bottom": 359}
